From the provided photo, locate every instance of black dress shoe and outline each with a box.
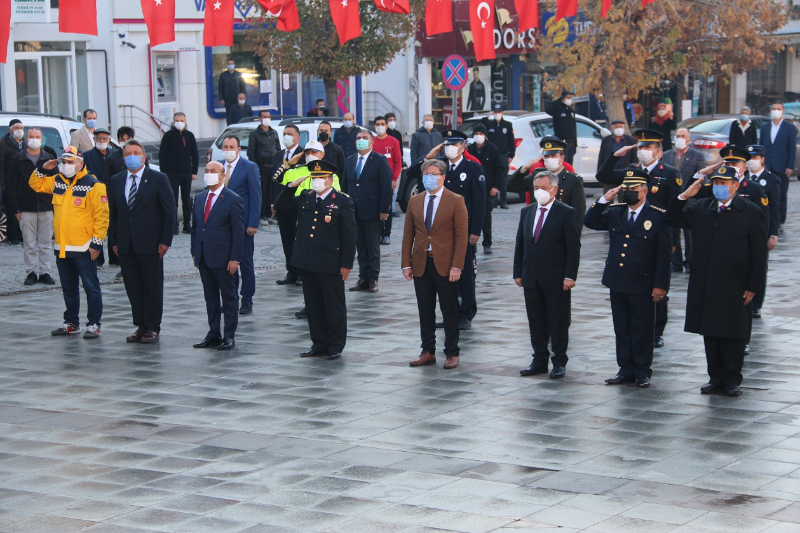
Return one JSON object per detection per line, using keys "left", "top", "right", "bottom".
{"left": 326, "top": 353, "right": 341, "bottom": 360}
{"left": 458, "top": 318, "right": 471, "bottom": 330}
{"left": 752, "top": 308, "right": 762, "bottom": 318}
{"left": 700, "top": 382, "right": 721, "bottom": 394}
{"left": 182, "top": 227, "right": 192, "bottom": 234}
{"left": 240, "top": 300, "right": 253, "bottom": 315}
{"left": 380, "top": 236, "right": 390, "bottom": 245}
{"left": 295, "top": 307, "right": 308, "bottom": 319}
{"left": 435, "top": 321, "right": 444, "bottom": 329}
{"left": 295, "top": 277, "right": 303, "bottom": 286}
{"left": 299, "top": 349, "right": 325, "bottom": 357}
{"left": 550, "top": 366, "right": 566, "bottom": 379}
{"left": 193, "top": 335, "right": 222, "bottom": 348}
{"left": 637, "top": 376, "right": 650, "bottom": 388}
{"left": 38, "top": 273, "right": 55, "bottom": 285}
{"left": 24, "top": 272, "right": 38, "bottom": 286}
{"left": 276, "top": 274, "right": 297, "bottom": 285}
{"left": 217, "top": 338, "right": 235, "bottom": 350}
{"left": 684, "top": 264, "right": 691, "bottom": 273}
{"left": 483, "top": 245, "right": 492, "bottom": 254}
{"left": 744, "top": 344, "right": 750, "bottom": 355}
{"left": 173, "top": 228, "right": 180, "bottom": 236}
{"left": 654, "top": 336, "right": 665, "bottom": 348}
{"left": 605, "top": 373, "right": 635, "bottom": 385}
{"left": 520, "top": 364, "right": 549, "bottom": 376}
{"left": 725, "top": 385, "right": 742, "bottom": 396}
{"left": 500, "top": 203, "right": 509, "bottom": 209}
{"left": 671, "top": 264, "right": 683, "bottom": 273}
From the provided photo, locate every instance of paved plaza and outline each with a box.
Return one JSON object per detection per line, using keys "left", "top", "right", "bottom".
{"left": 0, "top": 186, "right": 799, "bottom": 533}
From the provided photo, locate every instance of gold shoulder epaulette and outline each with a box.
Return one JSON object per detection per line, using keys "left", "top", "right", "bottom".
{"left": 651, "top": 205, "right": 666, "bottom": 213}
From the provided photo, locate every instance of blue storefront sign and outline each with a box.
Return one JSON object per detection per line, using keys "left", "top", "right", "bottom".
{"left": 540, "top": 12, "right": 592, "bottom": 46}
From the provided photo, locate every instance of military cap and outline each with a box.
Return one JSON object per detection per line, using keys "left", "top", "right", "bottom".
{"left": 711, "top": 165, "right": 738, "bottom": 180}
{"left": 720, "top": 145, "right": 751, "bottom": 162}
{"left": 308, "top": 159, "right": 338, "bottom": 177}
{"left": 443, "top": 130, "right": 468, "bottom": 145}
{"left": 746, "top": 145, "right": 765, "bottom": 157}
{"left": 472, "top": 123, "right": 488, "bottom": 135}
{"left": 621, "top": 168, "right": 650, "bottom": 188}
{"left": 539, "top": 136, "right": 566, "bottom": 156}
{"left": 633, "top": 128, "right": 665, "bottom": 146}
{"left": 60, "top": 146, "right": 84, "bottom": 161}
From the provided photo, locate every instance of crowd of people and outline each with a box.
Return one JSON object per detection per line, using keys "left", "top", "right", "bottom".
{"left": 0, "top": 93, "right": 786, "bottom": 396}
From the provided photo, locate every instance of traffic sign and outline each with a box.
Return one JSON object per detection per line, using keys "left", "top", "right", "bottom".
{"left": 442, "top": 54, "right": 468, "bottom": 92}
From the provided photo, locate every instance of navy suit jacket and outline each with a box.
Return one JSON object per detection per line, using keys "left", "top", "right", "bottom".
{"left": 107, "top": 167, "right": 176, "bottom": 256}
{"left": 191, "top": 187, "right": 244, "bottom": 269}
{"left": 342, "top": 151, "right": 392, "bottom": 220}
{"left": 760, "top": 120, "right": 797, "bottom": 174}
{"left": 221, "top": 157, "right": 262, "bottom": 229}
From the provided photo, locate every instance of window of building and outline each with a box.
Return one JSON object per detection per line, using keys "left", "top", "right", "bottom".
{"left": 747, "top": 50, "right": 787, "bottom": 114}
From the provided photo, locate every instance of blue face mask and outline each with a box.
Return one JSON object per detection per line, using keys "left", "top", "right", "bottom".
{"left": 125, "top": 154, "right": 142, "bottom": 170}
{"left": 712, "top": 184, "right": 731, "bottom": 202}
{"left": 740, "top": 114, "right": 750, "bottom": 122}
{"left": 355, "top": 139, "right": 370, "bottom": 151}
{"left": 422, "top": 174, "right": 440, "bottom": 191}
{"left": 86, "top": 119, "right": 97, "bottom": 129}
{"left": 227, "top": 64, "right": 235, "bottom": 71}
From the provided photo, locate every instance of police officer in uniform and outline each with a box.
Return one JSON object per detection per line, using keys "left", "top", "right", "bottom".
{"left": 596, "top": 128, "right": 682, "bottom": 348}
{"left": 584, "top": 168, "right": 672, "bottom": 388}
{"left": 546, "top": 90, "right": 578, "bottom": 164}
{"left": 481, "top": 104, "right": 515, "bottom": 208}
{"left": 280, "top": 160, "right": 356, "bottom": 360}
{"left": 467, "top": 123, "right": 504, "bottom": 254}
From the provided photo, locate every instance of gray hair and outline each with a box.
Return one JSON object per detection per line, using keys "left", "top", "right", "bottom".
{"left": 25, "top": 127, "right": 42, "bottom": 138}
{"left": 421, "top": 159, "right": 447, "bottom": 175}
{"left": 741, "top": 105, "right": 751, "bottom": 113}
{"left": 533, "top": 170, "right": 559, "bottom": 187}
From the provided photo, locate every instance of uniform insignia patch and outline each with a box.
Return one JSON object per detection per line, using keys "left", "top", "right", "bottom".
{"left": 651, "top": 185, "right": 659, "bottom": 193}
{"left": 676, "top": 177, "right": 682, "bottom": 186}
{"left": 101, "top": 196, "right": 108, "bottom": 203}
{"left": 502, "top": 128, "right": 507, "bottom": 134}
{"left": 761, "top": 197, "right": 769, "bottom": 206}
{"left": 325, "top": 215, "right": 332, "bottom": 223}
{"left": 626, "top": 171, "right": 634, "bottom": 177}
{"left": 760, "top": 179, "right": 767, "bottom": 186}
{"left": 478, "top": 175, "right": 485, "bottom": 181}
{"left": 460, "top": 173, "right": 467, "bottom": 181}
{"left": 74, "top": 199, "right": 81, "bottom": 206}
{"left": 644, "top": 220, "right": 652, "bottom": 230}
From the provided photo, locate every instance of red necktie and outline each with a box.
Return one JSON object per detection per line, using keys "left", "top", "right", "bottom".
{"left": 534, "top": 207, "right": 546, "bottom": 243}
{"left": 204, "top": 192, "right": 214, "bottom": 223}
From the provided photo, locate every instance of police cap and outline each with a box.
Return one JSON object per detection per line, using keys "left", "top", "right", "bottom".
{"left": 443, "top": 130, "right": 468, "bottom": 145}
{"left": 711, "top": 165, "right": 738, "bottom": 181}
{"left": 720, "top": 145, "right": 751, "bottom": 162}
{"left": 746, "top": 145, "right": 765, "bottom": 157}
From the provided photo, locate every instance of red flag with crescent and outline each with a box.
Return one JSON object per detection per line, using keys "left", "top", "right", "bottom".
{"left": 469, "top": 0, "right": 495, "bottom": 62}
{"left": 329, "top": 0, "right": 362, "bottom": 45}
{"left": 257, "top": 0, "right": 300, "bottom": 31}
{"left": 373, "top": 0, "right": 410, "bottom": 14}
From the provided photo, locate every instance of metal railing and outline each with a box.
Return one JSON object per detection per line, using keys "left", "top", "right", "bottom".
{"left": 118, "top": 104, "right": 171, "bottom": 143}
{"left": 363, "top": 91, "right": 406, "bottom": 144}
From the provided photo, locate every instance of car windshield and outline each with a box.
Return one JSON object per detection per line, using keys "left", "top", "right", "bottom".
{"left": 460, "top": 121, "right": 481, "bottom": 136}
{"left": 215, "top": 128, "right": 252, "bottom": 150}
{"left": 689, "top": 119, "right": 731, "bottom": 134}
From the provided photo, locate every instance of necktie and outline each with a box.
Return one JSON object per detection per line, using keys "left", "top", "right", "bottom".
{"left": 533, "top": 207, "right": 546, "bottom": 243}
{"left": 285, "top": 150, "right": 290, "bottom": 160}
{"left": 719, "top": 205, "right": 726, "bottom": 214}
{"left": 127, "top": 176, "right": 137, "bottom": 207}
{"left": 628, "top": 211, "right": 635, "bottom": 230}
{"left": 425, "top": 195, "right": 435, "bottom": 233}
{"left": 203, "top": 192, "right": 214, "bottom": 223}
{"left": 316, "top": 197, "right": 322, "bottom": 210}
{"left": 225, "top": 163, "right": 231, "bottom": 186}
{"left": 356, "top": 157, "right": 364, "bottom": 181}
{"left": 449, "top": 164, "right": 456, "bottom": 178}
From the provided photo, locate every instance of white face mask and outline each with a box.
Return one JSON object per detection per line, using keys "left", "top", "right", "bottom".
{"left": 26, "top": 138, "right": 42, "bottom": 149}
{"left": 613, "top": 128, "right": 625, "bottom": 137}
{"left": 444, "top": 145, "right": 460, "bottom": 160}
{"left": 563, "top": 98, "right": 573, "bottom": 106}
{"left": 305, "top": 154, "right": 320, "bottom": 163}
{"left": 238, "top": 99, "right": 246, "bottom": 105}
{"left": 746, "top": 159, "right": 762, "bottom": 172}
{"left": 261, "top": 118, "right": 271, "bottom": 127}
{"left": 674, "top": 138, "right": 688, "bottom": 151}
{"left": 387, "top": 120, "right": 396, "bottom": 130}
{"left": 487, "top": 114, "right": 495, "bottom": 121}
{"left": 657, "top": 109, "right": 667, "bottom": 117}
{"left": 637, "top": 149, "right": 654, "bottom": 165}
{"left": 423, "top": 120, "right": 433, "bottom": 131}
{"left": 494, "top": 114, "right": 502, "bottom": 121}
{"left": 375, "top": 126, "right": 386, "bottom": 135}
{"left": 343, "top": 120, "right": 354, "bottom": 128}
{"left": 12, "top": 129, "right": 24, "bottom": 140}
{"left": 533, "top": 188, "right": 552, "bottom": 205}
{"left": 544, "top": 157, "right": 562, "bottom": 171}
{"left": 222, "top": 150, "right": 238, "bottom": 163}
{"left": 311, "top": 178, "right": 327, "bottom": 194}
{"left": 474, "top": 134, "right": 486, "bottom": 145}
{"left": 174, "top": 121, "right": 186, "bottom": 131}
{"left": 59, "top": 163, "right": 77, "bottom": 177}
{"left": 204, "top": 173, "right": 221, "bottom": 187}
{"left": 771, "top": 109, "right": 783, "bottom": 120}
{"left": 282, "top": 135, "right": 295, "bottom": 148}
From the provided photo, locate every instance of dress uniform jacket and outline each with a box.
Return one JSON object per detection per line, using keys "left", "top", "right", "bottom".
{"left": 507, "top": 166, "right": 586, "bottom": 219}
{"left": 584, "top": 201, "right": 672, "bottom": 294}
{"left": 746, "top": 170, "right": 781, "bottom": 237}
{"left": 665, "top": 195, "right": 767, "bottom": 339}
{"left": 596, "top": 155, "right": 682, "bottom": 209}
{"left": 443, "top": 157, "right": 487, "bottom": 236}
{"left": 289, "top": 189, "right": 356, "bottom": 275}
{"left": 545, "top": 100, "right": 577, "bottom": 142}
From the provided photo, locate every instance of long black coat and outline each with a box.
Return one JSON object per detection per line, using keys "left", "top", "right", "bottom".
{"left": 665, "top": 195, "right": 767, "bottom": 339}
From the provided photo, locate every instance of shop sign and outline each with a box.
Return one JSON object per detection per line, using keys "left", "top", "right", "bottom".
{"left": 13, "top": 0, "right": 50, "bottom": 23}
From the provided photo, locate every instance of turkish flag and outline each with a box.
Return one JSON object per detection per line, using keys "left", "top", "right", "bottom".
{"left": 204, "top": 0, "right": 235, "bottom": 47}
{"left": 469, "top": 0, "right": 495, "bottom": 62}
{"left": 59, "top": 0, "right": 98, "bottom": 36}
{"left": 556, "top": 0, "right": 578, "bottom": 20}
{"left": 515, "top": 0, "right": 538, "bottom": 31}
{"left": 329, "top": 0, "right": 361, "bottom": 45}
{"left": 426, "top": 0, "right": 452, "bottom": 36}
{"left": 257, "top": 0, "right": 301, "bottom": 32}
{"left": 373, "top": 0, "right": 410, "bottom": 14}
{"left": 642, "top": 0, "right": 658, "bottom": 6}
{"left": 0, "top": 1, "right": 9, "bottom": 63}
{"left": 602, "top": 0, "right": 612, "bottom": 17}
{"left": 141, "top": 0, "right": 175, "bottom": 46}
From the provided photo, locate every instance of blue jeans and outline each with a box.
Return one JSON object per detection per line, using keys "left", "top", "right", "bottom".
{"left": 56, "top": 256, "right": 102, "bottom": 326}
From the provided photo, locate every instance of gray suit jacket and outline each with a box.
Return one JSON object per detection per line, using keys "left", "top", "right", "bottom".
{"left": 662, "top": 147, "right": 705, "bottom": 190}
{"left": 69, "top": 127, "right": 95, "bottom": 154}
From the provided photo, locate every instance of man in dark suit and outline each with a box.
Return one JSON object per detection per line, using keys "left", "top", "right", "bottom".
{"left": 272, "top": 125, "right": 305, "bottom": 286}
{"left": 107, "top": 140, "right": 176, "bottom": 343}
{"left": 218, "top": 58, "right": 245, "bottom": 115}
{"left": 597, "top": 119, "right": 636, "bottom": 179}
{"left": 480, "top": 104, "right": 515, "bottom": 208}
{"left": 280, "top": 161, "right": 356, "bottom": 359}
{"left": 585, "top": 169, "right": 672, "bottom": 388}
{"left": 403, "top": 159, "right": 469, "bottom": 370}
{"left": 343, "top": 129, "right": 392, "bottom": 292}
{"left": 514, "top": 171, "right": 581, "bottom": 379}
{"left": 158, "top": 113, "right": 199, "bottom": 235}
{"left": 759, "top": 101, "right": 797, "bottom": 230}
{"left": 730, "top": 106, "right": 758, "bottom": 148}
{"left": 666, "top": 166, "right": 767, "bottom": 396}
{"left": 546, "top": 90, "right": 577, "bottom": 165}
{"left": 219, "top": 135, "right": 262, "bottom": 315}
{"left": 191, "top": 162, "right": 244, "bottom": 351}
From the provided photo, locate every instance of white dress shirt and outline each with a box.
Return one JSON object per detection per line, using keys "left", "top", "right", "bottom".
{"left": 355, "top": 151, "right": 372, "bottom": 174}
{"left": 205, "top": 188, "right": 222, "bottom": 211}
{"left": 225, "top": 156, "right": 240, "bottom": 185}
{"left": 532, "top": 199, "right": 554, "bottom": 236}
{"left": 447, "top": 156, "right": 463, "bottom": 173}
{"left": 644, "top": 159, "right": 659, "bottom": 174}
{"left": 771, "top": 119, "right": 783, "bottom": 143}
{"left": 125, "top": 168, "right": 144, "bottom": 198}
{"left": 284, "top": 145, "right": 299, "bottom": 160}
{"left": 316, "top": 187, "right": 333, "bottom": 201}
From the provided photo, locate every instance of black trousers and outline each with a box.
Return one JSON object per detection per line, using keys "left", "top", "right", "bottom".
{"left": 303, "top": 271, "right": 347, "bottom": 354}
{"left": 753, "top": 252, "right": 769, "bottom": 310}
{"left": 259, "top": 164, "right": 273, "bottom": 218}
{"left": 776, "top": 170, "right": 789, "bottom": 224}
{"left": 2, "top": 193, "right": 21, "bottom": 241}
{"left": 655, "top": 295, "right": 668, "bottom": 337}
{"left": 458, "top": 243, "right": 477, "bottom": 320}
{"left": 703, "top": 335, "right": 746, "bottom": 388}
{"left": 356, "top": 216, "right": 382, "bottom": 281}
{"left": 168, "top": 172, "right": 193, "bottom": 229}
{"left": 382, "top": 213, "right": 393, "bottom": 238}
{"left": 498, "top": 154, "right": 509, "bottom": 204}
{"left": 524, "top": 282, "right": 571, "bottom": 367}
{"left": 564, "top": 139, "right": 577, "bottom": 165}
{"left": 118, "top": 252, "right": 164, "bottom": 331}
{"left": 671, "top": 228, "right": 692, "bottom": 268}
{"left": 481, "top": 201, "right": 494, "bottom": 247}
{"left": 610, "top": 291, "right": 655, "bottom": 379}
{"left": 276, "top": 207, "right": 299, "bottom": 276}
{"left": 199, "top": 258, "right": 239, "bottom": 339}
{"left": 414, "top": 256, "right": 460, "bottom": 356}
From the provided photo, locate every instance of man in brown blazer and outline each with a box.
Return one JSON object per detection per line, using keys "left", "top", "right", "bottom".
{"left": 402, "top": 159, "right": 469, "bottom": 369}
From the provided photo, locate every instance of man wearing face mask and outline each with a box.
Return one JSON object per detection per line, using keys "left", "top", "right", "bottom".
{"left": 514, "top": 171, "right": 581, "bottom": 380}
{"left": 385, "top": 112, "right": 403, "bottom": 146}
{"left": 546, "top": 90, "right": 577, "bottom": 165}
{"left": 648, "top": 103, "right": 676, "bottom": 152}
{"left": 191, "top": 162, "right": 244, "bottom": 351}
{"left": 83, "top": 128, "right": 120, "bottom": 267}
{"left": 584, "top": 169, "right": 671, "bottom": 388}
{"left": 227, "top": 93, "right": 253, "bottom": 126}
{"left": 306, "top": 99, "right": 330, "bottom": 117}
{"left": 481, "top": 104, "right": 516, "bottom": 209}
{"left": 410, "top": 114, "right": 443, "bottom": 165}
{"left": 280, "top": 160, "right": 356, "bottom": 360}
{"left": 107, "top": 127, "right": 147, "bottom": 178}
{"left": 372, "top": 116, "right": 402, "bottom": 245}
{"left": 318, "top": 121, "right": 345, "bottom": 177}
{"left": 218, "top": 58, "right": 245, "bottom": 115}
{"left": 107, "top": 140, "right": 175, "bottom": 344}
{"left": 278, "top": 141, "right": 343, "bottom": 197}
{"left": 247, "top": 110, "right": 281, "bottom": 223}
{"left": 666, "top": 166, "right": 767, "bottom": 396}
{"left": 467, "top": 123, "right": 503, "bottom": 254}
{"left": 597, "top": 119, "right": 636, "bottom": 176}
{"left": 30, "top": 147, "right": 109, "bottom": 340}
{"left": 158, "top": 113, "right": 199, "bottom": 235}
{"left": 272, "top": 125, "right": 305, "bottom": 286}
{"left": 730, "top": 106, "right": 758, "bottom": 148}
{"left": 219, "top": 136, "right": 262, "bottom": 316}
{"left": 343, "top": 130, "right": 392, "bottom": 292}
{"left": 69, "top": 109, "right": 99, "bottom": 153}
{"left": 2, "top": 119, "right": 28, "bottom": 245}
{"left": 334, "top": 113, "right": 361, "bottom": 159}
{"left": 759, "top": 101, "right": 796, "bottom": 232}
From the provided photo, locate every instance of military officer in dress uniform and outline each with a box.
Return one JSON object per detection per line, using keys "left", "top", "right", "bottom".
{"left": 596, "top": 128, "right": 681, "bottom": 348}
{"left": 584, "top": 168, "right": 672, "bottom": 388}
{"left": 278, "top": 160, "right": 356, "bottom": 360}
